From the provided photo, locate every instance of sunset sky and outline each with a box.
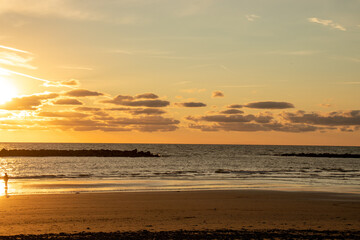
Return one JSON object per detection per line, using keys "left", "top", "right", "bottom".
{"left": 0, "top": 0, "right": 359, "bottom": 145}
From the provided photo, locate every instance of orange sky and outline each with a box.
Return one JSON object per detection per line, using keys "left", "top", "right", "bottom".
{"left": 0, "top": 1, "right": 359, "bottom": 146}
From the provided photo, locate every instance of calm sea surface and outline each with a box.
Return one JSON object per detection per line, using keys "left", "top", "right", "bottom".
{"left": 0, "top": 143, "right": 359, "bottom": 195}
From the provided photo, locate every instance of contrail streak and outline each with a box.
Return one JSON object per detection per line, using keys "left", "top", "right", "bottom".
{"left": 0, "top": 67, "right": 51, "bottom": 83}
{"left": 0, "top": 68, "right": 75, "bottom": 88}
{"left": 0, "top": 45, "right": 32, "bottom": 54}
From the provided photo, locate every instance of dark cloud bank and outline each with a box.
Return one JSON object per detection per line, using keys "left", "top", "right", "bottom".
{"left": 0, "top": 93, "right": 59, "bottom": 110}
{"left": 0, "top": 91, "right": 358, "bottom": 133}
{"left": 65, "top": 89, "right": 104, "bottom": 97}
{"left": 102, "top": 94, "right": 170, "bottom": 108}
{"left": 186, "top": 109, "right": 360, "bottom": 133}
{"left": 245, "top": 101, "right": 294, "bottom": 109}
{"left": 54, "top": 98, "right": 83, "bottom": 105}
{"left": 176, "top": 102, "right": 207, "bottom": 107}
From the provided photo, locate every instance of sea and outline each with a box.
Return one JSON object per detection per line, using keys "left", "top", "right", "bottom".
{"left": 0, "top": 143, "right": 359, "bottom": 195}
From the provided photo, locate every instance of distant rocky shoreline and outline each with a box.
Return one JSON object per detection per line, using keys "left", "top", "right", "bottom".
{"left": 0, "top": 229, "right": 359, "bottom": 240}
{"left": 0, "top": 148, "right": 159, "bottom": 157}
{"left": 279, "top": 153, "right": 360, "bottom": 158}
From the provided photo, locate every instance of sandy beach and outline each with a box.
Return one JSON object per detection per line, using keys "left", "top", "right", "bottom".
{"left": 0, "top": 190, "right": 359, "bottom": 237}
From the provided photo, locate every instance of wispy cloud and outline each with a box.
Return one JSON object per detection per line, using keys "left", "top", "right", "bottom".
{"left": 336, "top": 81, "right": 360, "bottom": 85}
{"left": 266, "top": 50, "right": 317, "bottom": 56}
{"left": 0, "top": 0, "right": 100, "bottom": 21}
{"left": 308, "top": 17, "right": 346, "bottom": 31}
{"left": 0, "top": 45, "right": 32, "bottom": 54}
{"left": 58, "top": 66, "right": 93, "bottom": 71}
{"left": 0, "top": 67, "right": 48, "bottom": 83}
{"left": 0, "top": 44, "right": 69, "bottom": 87}
{"left": 245, "top": 14, "right": 260, "bottom": 22}
{"left": 0, "top": 52, "right": 36, "bottom": 69}
{"left": 0, "top": 44, "right": 36, "bottom": 69}
{"left": 0, "top": 67, "right": 74, "bottom": 88}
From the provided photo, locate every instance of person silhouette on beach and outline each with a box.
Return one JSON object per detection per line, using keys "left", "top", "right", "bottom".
{"left": 3, "top": 173, "right": 9, "bottom": 189}
{"left": 3, "top": 173, "right": 9, "bottom": 198}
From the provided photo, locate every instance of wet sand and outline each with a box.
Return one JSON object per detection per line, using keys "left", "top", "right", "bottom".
{"left": 0, "top": 190, "right": 359, "bottom": 237}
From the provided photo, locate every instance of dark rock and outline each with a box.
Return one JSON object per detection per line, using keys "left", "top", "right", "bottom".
{"left": 0, "top": 148, "right": 160, "bottom": 158}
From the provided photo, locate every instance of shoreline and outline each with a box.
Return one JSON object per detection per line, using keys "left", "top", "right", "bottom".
{"left": 0, "top": 189, "right": 359, "bottom": 236}
{"left": 3, "top": 186, "right": 360, "bottom": 197}
{"left": 1, "top": 229, "right": 360, "bottom": 239}
{"left": 6, "top": 177, "right": 360, "bottom": 196}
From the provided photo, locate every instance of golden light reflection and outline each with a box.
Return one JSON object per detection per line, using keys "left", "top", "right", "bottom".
{"left": 0, "top": 180, "right": 10, "bottom": 197}
{"left": 0, "top": 77, "right": 17, "bottom": 105}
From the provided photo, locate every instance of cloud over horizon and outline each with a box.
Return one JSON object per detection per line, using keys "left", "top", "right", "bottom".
{"left": 102, "top": 94, "right": 170, "bottom": 107}
{"left": 245, "top": 101, "right": 295, "bottom": 109}
{"left": 135, "top": 93, "right": 159, "bottom": 99}
{"left": 0, "top": 93, "right": 59, "bottom": 110}
{"left": 38, "top": 111, "right": 89, "bottom": 118}
{"left": 227, "top": 104, "right": 243, "bottom": 109}
{"left": 212, "top": 91, "right": 224, "bottom": 98}
{"left": 186, "top": 109, "right": 360, "bottom": 133}
{"left": 282, "top": 110, "right": 360, "bottom": 126}
{"left": 1, "top": 87, "right": 358, "bottom": 134}
{"left": 107, "top": 107, "right": 166, "bottom": 115}
{"left": 176, "top": 102, "right": 207, "bottom": 108}
{"left": 220, "top": 109, "right": 244, "bottom": 115}
{"left": 53, "top": 98, "right": 83, "bottom": 105}
{"left": 61, "top": 79, "right": 80, "bottom": 86}
{"left": 65, "top": 89, "right": 104, "bottom": 97}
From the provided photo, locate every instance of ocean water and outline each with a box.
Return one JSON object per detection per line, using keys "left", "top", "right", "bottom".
{"left": 0, "top": 143, "right": 359, "bottom": 195}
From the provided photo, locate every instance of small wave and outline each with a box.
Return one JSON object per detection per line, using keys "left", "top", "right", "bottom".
{"left": 12, "top": 174, "right": 62, "bottom": 179}
{"left": 78, "top": 174, "right": 93, "bottom": 177}
{"left": 11, "top": 173, "right": 95, "bottom": 179}
{"left": 215, "top": 169, "right": 231, "bottom": 174}
{"left": 279, "top": 153, "right": 360, "bottom": 158}
{"left": 319, "top": 168, "right": 358, "bottom": 173}
{"left": 214, "top": 169, "right": 297, "bottom": 175}
{"left": 153, "top": 170, "right": 199, "bottom": 177}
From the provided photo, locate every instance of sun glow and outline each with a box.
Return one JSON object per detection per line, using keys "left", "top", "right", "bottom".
{"left": 0, "top": 77, "right": 18, "bottom": 104}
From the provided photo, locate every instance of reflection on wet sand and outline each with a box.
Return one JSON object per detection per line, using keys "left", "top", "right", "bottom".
{"left": 2, "top": 173, "right": 9, "bottom": 198}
